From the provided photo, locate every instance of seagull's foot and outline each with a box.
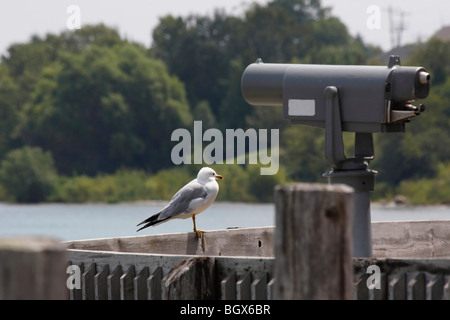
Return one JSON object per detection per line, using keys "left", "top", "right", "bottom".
{"left": 195, "top": 229, "right": 206, "bottom": 238}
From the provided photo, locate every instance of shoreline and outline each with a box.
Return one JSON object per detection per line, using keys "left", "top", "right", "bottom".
{"left": 0, "top": 199, "right": 448, "bottom": 208}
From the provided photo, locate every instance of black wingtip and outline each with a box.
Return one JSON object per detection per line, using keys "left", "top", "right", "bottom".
{"left": 136, "top": 221, "right": 152, "bottom": 232}
{"left": 136, "top": 212, "right": 161, "bottom": 230}
{"left": 136, "top": 216, "right": 171, "bottom": 232}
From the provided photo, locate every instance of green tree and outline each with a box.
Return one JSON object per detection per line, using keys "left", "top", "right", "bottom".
{"left": 371, "top": 40, "right": 450, "bottom": 187}
{"left": 0, "top": 24, "right": 136, "bottom": 172}
{"left": 19, "top": 44, "right": 192, "bottom": 175}
{"left": 219, "top": 59, "right": 254, "bottom": 130}
{"left": 280, "top": 125, "right": 329, "bottom": 182}
{"left": 0, "top": 65, "right": 21, "bottom": 159}
{"left": 0, "top": 147, "right": 57, "bottom": 203}
{"left": 2, "top": 24, "right": 125, "bottom": 105}
{"left": 152, "top": 12, "right": 238, "bottom": 114}
{"left": 408, "top": 38, "right": 450, "bottom": 86}
{"left": 193, "top": 100, "right": 216, "bottom": 128}
{"left": 246, "top": 164, "right": 287, "bottom": 202}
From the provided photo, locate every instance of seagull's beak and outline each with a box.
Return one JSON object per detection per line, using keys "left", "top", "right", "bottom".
{"left": 216, "top": 174, "right": 223, "bottom": 180}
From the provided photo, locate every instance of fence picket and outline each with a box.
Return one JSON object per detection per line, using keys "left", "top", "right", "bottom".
{"left": 267, "top": 278, "right": 276, "bottom": 300}
{"left": 406, "top": 272, "right": 425, "bottom": 300}
{"left": 221, "top": 271, "right": 236, "bottom": 300}
{"left": 147, "top": 267, "right": 162, "bottom": 300}
{"left": 134, "top": 266, "right": 149, "bottom": 300}
{"left": 368, "top": 273, "right": 386, "bottom": 300}
{"left": 70, "top": 263, "right": 83, "bottom": 300}
{"left": 82, "top": 263, "right": 96, "bottom": 300}
{"left": 95, "top": 264, "right": 109, "bottom": 300}
{"left": 236, "top": 272, "right": 251, "bottom": 300}
{"left": 426, "top": 274, "right": 443, "bottom": 300}
{"left": 251, "top": 273, "right": 267, "bottom": 300}
{"left": 120, "top": 266, "right": 135, "bottom": 300}
{"left": 107, "top": 265, "right": 122, "bottom": 300}
{"left": 443, "top": 276, "right": 450, "bottom": 300}
{"left": 354, "top": 273, "right": 369, "bottom": 300}
{"left": 388, "top": 273, "right": 406, "bottom": 300}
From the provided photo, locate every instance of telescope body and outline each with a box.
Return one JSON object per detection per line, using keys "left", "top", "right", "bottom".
{"left": 241, "top": 58, "right": 430, "bottom": 133}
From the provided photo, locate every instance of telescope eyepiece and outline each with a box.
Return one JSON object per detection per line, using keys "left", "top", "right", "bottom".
{"left": 419, "top": 71, "right": 431, "bottom": 85}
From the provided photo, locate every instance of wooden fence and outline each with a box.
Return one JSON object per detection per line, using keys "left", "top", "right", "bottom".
{"left": 65, "top": 219, "right": 450, "bottom": 300}
{"left": 354, "top": 258, "right": 450, "bottom": 299}
{"left": 66, "top": 250, "right": 450, "bottom": 300}
{"left": 65, "top": 219, "right": 450, "bottom": 259}
{"left": 2, "top": 183, "right": 450, "bottom": 300}
{"left": 67, "top": 250, "right": 274, "bottom": 300}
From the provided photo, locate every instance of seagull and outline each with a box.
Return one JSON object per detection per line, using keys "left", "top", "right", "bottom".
{"left": 137, "top": 167, "right": 223, "bottom": 238}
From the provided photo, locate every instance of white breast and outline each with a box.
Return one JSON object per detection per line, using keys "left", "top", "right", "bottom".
{"left": 188, "top": 180, "right": 219, "bottom": 216}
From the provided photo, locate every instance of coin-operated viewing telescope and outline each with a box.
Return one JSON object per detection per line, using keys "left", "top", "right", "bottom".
{"left": 241, "top": 56, "right": 431, "bottom": 257}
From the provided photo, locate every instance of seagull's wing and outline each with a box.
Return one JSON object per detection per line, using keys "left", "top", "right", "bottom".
{"left": 136, "top": 180, "right": 207, "bottom": 231}
{"left": 159, "top": 180, "right": 208, "bottom": 220}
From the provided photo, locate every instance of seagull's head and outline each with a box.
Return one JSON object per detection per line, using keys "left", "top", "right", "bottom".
{"left": 197, "top": 167, "right": 223, "bottom": 184}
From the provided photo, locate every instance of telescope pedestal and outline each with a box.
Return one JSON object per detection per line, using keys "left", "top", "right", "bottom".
{"left": 323, "top": 86, "right": 377, "bottom": 258}
{"left": 323, "top": 168, "right": 377, "bottom": 257}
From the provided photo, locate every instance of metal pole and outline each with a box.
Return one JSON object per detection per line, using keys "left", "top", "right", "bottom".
{"left": 324, "top": 168, "right": 376, "bottom": 257}
{"left": 353, "top": 191, "right": 373, "bottom": 257}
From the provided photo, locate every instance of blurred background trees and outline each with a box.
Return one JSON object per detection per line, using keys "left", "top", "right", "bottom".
{"left": 0, "top": 0, "right": 448, "bottom": 203}
{"left": 0, "top": 146, "right": 57, "bottom": 202}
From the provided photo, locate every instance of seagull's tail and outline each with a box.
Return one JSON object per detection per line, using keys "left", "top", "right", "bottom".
{"left": 136, "top": 212, "right": 168, "bottom": 232}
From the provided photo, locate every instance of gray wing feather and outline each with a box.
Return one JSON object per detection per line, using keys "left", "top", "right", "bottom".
{"left": 158, "top": 181, "right": 207, "bottom": 221}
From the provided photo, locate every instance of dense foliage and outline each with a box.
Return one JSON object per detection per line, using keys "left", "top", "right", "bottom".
{"left": 0, "top": 0, "right": 448, "bottom": 203}
{"left": 0, "top": 146, "right": 57, "bottom": 202}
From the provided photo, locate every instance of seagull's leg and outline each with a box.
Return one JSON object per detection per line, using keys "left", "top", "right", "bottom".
{"left": 192, "top": 215, "right": 205, "bottom": 238}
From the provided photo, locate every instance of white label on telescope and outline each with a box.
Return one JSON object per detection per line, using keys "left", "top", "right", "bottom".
{"left": 288, "top": 99, "right": 316, "bottom": 116}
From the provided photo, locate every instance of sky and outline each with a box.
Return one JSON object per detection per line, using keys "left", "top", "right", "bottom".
{"left": 0, "top": 0, "right": 448, "bottom": 57}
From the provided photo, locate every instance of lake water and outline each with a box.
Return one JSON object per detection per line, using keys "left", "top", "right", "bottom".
{"left": 0, "top": 201, "right": 449, "bottom": 241}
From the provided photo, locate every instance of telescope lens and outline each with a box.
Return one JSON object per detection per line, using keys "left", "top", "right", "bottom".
{"left": 419, "top": 71, "right": 431, "bottom": 85}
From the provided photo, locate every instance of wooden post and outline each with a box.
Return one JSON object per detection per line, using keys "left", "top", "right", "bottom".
{"left": 0, "top": 237, "right": 68, "bottom": 300}
{"left": 274, "top": 183, "right": 354, "bottom": 299}
{"left": 163, "top": 257, "right": 215, "bottom": 300}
